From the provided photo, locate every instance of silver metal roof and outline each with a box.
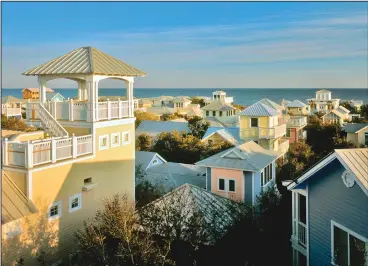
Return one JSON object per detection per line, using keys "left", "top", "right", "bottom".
{"left": 286, "top": 100, "right": 307, "bottom": 108}
{"left": 239, "top": 101, "right": 279, "bottom": 117}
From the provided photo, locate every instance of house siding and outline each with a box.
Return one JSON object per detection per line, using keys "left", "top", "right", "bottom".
{"left": 253, "top": 171, "right": 262, "bottom": 203}
{"left": 244, "top": 171, "right": 253, "bottom": 204}
{"left": 206, "top": 167, "right": 211, "bottom": 191}
{"left": 308, "top": 159, "right": 368, "bottom": 265}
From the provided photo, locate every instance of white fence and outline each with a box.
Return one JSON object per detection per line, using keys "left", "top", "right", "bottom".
{"left": 287, "top": 116, "right": 307, "bottom": 127}
{"left": 2, "top": 135, "right": 93, "bottom": 168}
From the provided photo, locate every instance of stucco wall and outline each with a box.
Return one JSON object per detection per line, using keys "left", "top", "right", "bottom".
{"left": 357, "top": 128, "right": 368, "bottom": 146}
{"left": 211, "top": 168, "right": 244, "bottom": 202}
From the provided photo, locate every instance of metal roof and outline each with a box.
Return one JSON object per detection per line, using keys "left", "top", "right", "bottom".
{"left": 336, "top": 105, "right": 350, "bottom": 114}
{"left": 259, "top": 98, "right": 282, "bottom": 111}
{"left": 202, "top": 126, "right": 242, "bottom": 144}
{"left": 46, "top": 92, "right": 65, "bottom": 101}
{"left": 239, "top": 101, "right": 279, "bottom": 117}
{"left": 2, "top": 173, "right": 38, "bottom": 224}
{"left": 1, "top": 95, "right": 22, "bottom": 104}
{"left": 343, "top": 123, "right": 368, "bottom": 133}
{"left": 173, "top": 96, "right": 191, "bottom": 103}
{"left": 201, "top": 100, "right": 235, "bottom": 111}
{"left": 21, "top": 88, "right": 54, "bottom": 92}
{"left": 23, "top": 46, "right": 146, "bottom": 77}
{"left": 316, "top": 89, "right": 332, "bottom": 94}
{"left": 335, "top": 149, "right": 368, "bottom": 190}
{"left": 135, "top": 151, "right": 167, "bottom": 170}
{"left": 196, "top": 141, "right": 281, "bottom": 171}
{"left": 286, "top": 100, "right": 307, "bottom": 108}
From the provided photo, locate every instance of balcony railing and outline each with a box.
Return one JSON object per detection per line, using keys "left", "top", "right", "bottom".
{"left": 2, "top": 135, "right": 93, "bottom": 169}
{"left": 2, "top": 106, "right": 22, "bottom": 117}
{"left": 240, "top": 124, "right": 286, "bottom": 139}
{"left": 278, "top": 138, "right": 290, "bottom": 153}
{"left": 287, "top": 116, "right": 307, "bottom": 128}
{"left": 28, "top": 99, "right": 134, "bottom": 123}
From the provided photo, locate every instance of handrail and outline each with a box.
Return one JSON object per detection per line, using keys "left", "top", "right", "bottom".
{"left": 37, "top": 103, "right": 68, "bottom": 137}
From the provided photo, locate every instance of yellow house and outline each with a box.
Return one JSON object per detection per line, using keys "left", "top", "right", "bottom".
{"left": 1, "top": 46, "right": 146, "bottom": 265}
{"left": 343, "top": 123, "right": 368, "bottom": 147}
{"left": 239, "top": 100, "right": 289, "bottom": 157}
{"left": 285, "top": 100, "right": 310, "bottom": 116}
{"left": 22, "top": 87, "right": 54, "bottom": 99}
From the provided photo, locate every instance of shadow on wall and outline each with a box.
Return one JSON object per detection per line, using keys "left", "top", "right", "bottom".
{"left": 2, "top": 159, "right": 135, "bottom": 265}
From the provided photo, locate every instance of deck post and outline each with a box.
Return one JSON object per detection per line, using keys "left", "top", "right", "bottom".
{"left": 107, "top": 99, "right": 111, "bottom": 120}
{"left": 118, "top": 98, "right": 122, "bottom": 118}
{"left": 51, "top": 137, "right": 57, "bottom": 163}
{"left": 72, "top": 134, "right": 78, "bottom": 158}
{"left": 3, "top": 138, "right": 8, "bottom": 165}
{"left": 69, "top": 99, "right": 74, "bottom": 121}
{"left": 26, "top": 141, "right": 33, "bottom": 168}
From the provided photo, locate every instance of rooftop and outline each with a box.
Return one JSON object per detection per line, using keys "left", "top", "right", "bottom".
{"left": 136, "top": 120, "right": 190, "bottom": 138}
{"left": 286, "top": 100, "right": 307, "bottom": 108}
{"left": 239, "top": 101, "right": 279, "bottom": 117}
{"left": 259, "top": 98, "right": 282, "bottom": 111}
{"left": 343, "top": 123, "right": 368, "bottom": 133}
{"left": 316, "top": 89, "right": 332, "bottom": 94}
{"left": 201, "top": 100, "right": 235, "bottom": 111}
{"left": 23, "top": 46, "right": 146, "bottom": 77}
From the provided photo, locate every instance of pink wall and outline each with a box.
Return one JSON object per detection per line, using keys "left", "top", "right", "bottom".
{"left": 211, "top": 168, "right": 244, "bottom": 202}
{"left": 289, "top": 128, "right": 298, "bottom": 144}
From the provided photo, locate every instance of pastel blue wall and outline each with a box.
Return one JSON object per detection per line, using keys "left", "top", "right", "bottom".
{"left": 307, "top": 159, "right": 368, "bottom": 265}
{"left": 253, "top": 171, "right": 262, "bottom": 204}
{"left": 206, "top": 167, "right": 211, "bottom": 191}
{"left": 244, "top": 171, "right": 253, "bottom": 204}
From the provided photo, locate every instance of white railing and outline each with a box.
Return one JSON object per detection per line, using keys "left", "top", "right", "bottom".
{"left": 287, "top": 116, "right": 307, "bottom": 128}
{"left": 297, "top": 222, "right": 307, "bottom": 247}
{"left": 2, "top": 105, "right": 22, "bottom": 117}
{"left": 32, "top": 99, "right": 132, "bottom": 122}
{"left": 38, "top": 103, "right": 68, "bottom": 137}
{"left": 278, "top": 138, "right": 290, "bottom": 153}
{"left": 2, "top": 134, "right": 93, "bottom": 169}
{"left": 300, "top": 130, "right": 307, "bottom": 139}
{"left": 240, "top": 124, "right": 287, "bottom": 139}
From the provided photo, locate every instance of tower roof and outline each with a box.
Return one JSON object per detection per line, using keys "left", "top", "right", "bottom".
{"left": 22, "top": 46, "right": 146, "bottom": 77}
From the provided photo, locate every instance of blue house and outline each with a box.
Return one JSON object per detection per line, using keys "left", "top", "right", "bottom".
{"left": 286, "top": 148, "right": 368, "bottom": 266}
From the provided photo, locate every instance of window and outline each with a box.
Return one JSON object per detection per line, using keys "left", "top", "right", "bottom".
{"left": 286, "top": 129, "right": 291, "bottom": 138}
{"left": 206, "top": 111, "right": 209, "bottom": 116}
{"left": 122, "top": 131, "right": 130, "bottom": 145}
{"left": 332, "top": 221, "right": 367, "bottom": 266}
{"left": 219, "top": 111, "right": 222, "bottom": 117}
{"left": 212, "top": 111, "right": 216, "bottom": 116}
{"left": 99, "top": 135, "right": 109, "bottom": 150}
{"left": 261, "top": 163, "right": 273, "bottom": 186}
{"left": 218, "top": 178, "right": 236, "bottom": 192}
{"left": 111, "top": 133, "right": 120, "bottom": 148}
{"left": 152, "top": 159, "right": 158, "bottom": 165}
{"left": 69, "top": 194, "right": 82, "bottom": 212}
{"left": 84, "top": 177, "right": 92, "bottom": 185}
{"left": 48, "top": 201, "right": 62, "bottom": 220}
{"left": 251, "top": 118, "right": 258, "bottom": 127}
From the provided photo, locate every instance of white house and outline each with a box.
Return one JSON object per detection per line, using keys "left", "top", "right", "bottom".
{"left": 307, "top": 89, "right": 340, "bottom": 113}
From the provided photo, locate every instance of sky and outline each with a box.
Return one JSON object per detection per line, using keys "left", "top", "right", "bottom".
{"left": 2, "top": 2, "right": 368, "bottom": 89}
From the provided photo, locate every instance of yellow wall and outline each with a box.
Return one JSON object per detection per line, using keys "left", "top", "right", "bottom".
{"left": 287, "top": 107, "right": 308, "bottom": 116}
{"left": 64, "top": 127, "right": 91, "bottom": 136}
{"left": 4, "top": 170, "right": 27, "bottom": 195}
{"left": 2, "top": 121, "right": 136, "bottom": 265}
{"left": 239, "top": 116, "right": 269, "bottom": 129}
{"left": 357, "top": 128, "right": 368, "bottom": 146}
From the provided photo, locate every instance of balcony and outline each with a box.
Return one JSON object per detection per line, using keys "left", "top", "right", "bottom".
{"left": 2, "top": 105, "right": 22, "bottom": 118}
{"left": 2, "top": 135, "right": 93, "bottom": 169}
{"left": 292, "top": 221, "right": 307, "bottom": 247}
{"left": 240, "top": 124, "right": 286, "bottom": 139}
{"left": 287, "top": 116, "right": 307, "bottom": 128}
{"left": 27, "top": 99, "right": 135, "bottom": 123}
{"left": 278, "top": 138, "right": 290, "bottom": 153}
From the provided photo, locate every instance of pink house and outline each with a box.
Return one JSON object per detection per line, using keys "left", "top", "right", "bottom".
{"left": 196, "top": 141, "right": 282, "bottom": 205}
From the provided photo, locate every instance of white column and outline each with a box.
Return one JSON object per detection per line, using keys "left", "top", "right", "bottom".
{"left": 26, "top": 141, "right": 33, "bottom": 168}
{"left": 126, "top": 80, "right": 134, "bottom": 117}
{"left": 72, "top": 134, "right": 78, "bottom": 158}
{"left": 78, "top": 81, "right": 83, "bottom": 101}
{"left": 69, "top": 99, "right": 74, "bottom": 121}
{"left": 3, "top": 138, "right": 8, "bottom": 165}
{"left": 95, "top": 81, "right": 99, "bottom": 121}
{"left": 86, "top": 81, "right": 93, "bottom": 122}
{"left": 38, "top": 77, "right": 47, "bottom": 103}
{"left": 51, "top": 137, "right": 57, "bottom": 163}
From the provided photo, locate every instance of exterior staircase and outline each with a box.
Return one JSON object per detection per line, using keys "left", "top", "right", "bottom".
{"left": 37, "top": 103, "right": 68, "bottom": 137}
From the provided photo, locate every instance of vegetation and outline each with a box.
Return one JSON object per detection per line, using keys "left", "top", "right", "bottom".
{"left": 134, "top": 111, "right": 159, "bottom": 128}
{"left": 1, "top": 115, "right": 38, "bottom": 132}
{"left": 187, "top": 116, "right": 210, "bottom": 139}
{"left": 162, "top": 113, "right": 184, "bottom": 121}
{"left": 136, "top": 133, "right": 153, "bottom": 151}
{"left": 233, "top": 103, "right": 247, "bottom": 110}
{"left": 190, "top": 97, "right": 206, "bottom": 108}
{"left": 340, "top": 101, "right": 358, "bottom": 114}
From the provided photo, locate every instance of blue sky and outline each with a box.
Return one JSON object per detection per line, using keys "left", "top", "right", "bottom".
{"left": 2, "top": 2, "right": 368, "bottom": 88}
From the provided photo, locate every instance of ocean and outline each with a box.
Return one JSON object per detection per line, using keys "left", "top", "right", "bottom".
{"left": 2, "top": 88, "right": 367, "bottom": 106}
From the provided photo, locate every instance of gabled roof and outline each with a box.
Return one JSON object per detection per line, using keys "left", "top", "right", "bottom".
{"left": 286, "top": 100, "right": 307, "bottom": 108}
{"left": 343, "top": 123, "right": 368, "bottom": 133}
{"left": 287, "top": 149, "right": 368, "bottom": 195}
{"left": 2, "top": 173, "right": 38, "bottom": 224}
{"left": 136, "top": 120, "right": 190, "bottom": 137}
{"left": 204, "top": 117, "right": 227, "bottom": 127}
{"left": 140, "top": 183, "right": 246, "bottom": 244}
{"left": 46, "top": 92, "right": 65, "bottom": 101}
{"left": 322, "top": 110, "right": 344, "bottom": 119}
{"left": 239, "top": 101, "right": 279, "bottom": 117}
{"left": 336, "top": 105, "right": 350, "bottom": 114}
{"left": 259, "top": 98, "right": 282, "bottom": 111}
{"left": 1, "top": 95, "right": 22, "bottom": 104}
{"left": 196, "top": 141, "right": 281, "bottom": 171}
{"left": 23, "top": 46, "right": 146, "bottom": 77}
{"left": 144, "top": 163, "right": 206, "bottom": 192}
{"left": 21, "top": 87, "right": 54, "bottom": 93}
{"left": 201, "top": 100, "right": 235, "bottom": 111}
{"left": 202, "top": 126, "right": 242, "bottom": 144}
{"left": 173, "top": 96, "right": 191, "bottom": 103}
{"left": 350, "top": 99, "right": 363, "bottom": 105}
{"left": 316, "top": 89, "right": 332, "bottom": 94}
{"left": 135, "top": 151, "right": 167, "bottom": 170}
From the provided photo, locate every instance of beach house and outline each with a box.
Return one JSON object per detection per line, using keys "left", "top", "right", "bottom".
{"left": 195, "top": 141, "right": 281, "bottom": 204}
{"left": 1, "top": 46, "right": 146, "bottom": 265}
{"left": 284, "top": 100, "right": 308, "bottom": 144}
{"left": 343, "top": 123, "right": 368, "bottom": 146}
{"left": 286, "top": 149, "right": 368, "bottom": 266}
{"left": 22, "top": 87, "right": 54, "bottom": 100}
{"left": 201, "top": 100, "right": 239, "bottom": 127}
{"left": 2, "top": 96, "right": 23, "bottom": 118}
{"left": 307, "top": 89, "right": 340, "bottom": 113}
{"left": 212, "top": 90, "right": 234, "bottom": 105}
{"left": 172, "top": 96, "right": 191, "bottom": 108}
{"left": 239, "top": 100, "right": 289, "bottom": 156}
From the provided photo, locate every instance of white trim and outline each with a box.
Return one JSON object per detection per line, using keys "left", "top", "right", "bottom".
{"left": 218, "top": 177, "right": 225, "bottom": 191}
{"left": 354, "top": 125, "right": 368, "bottom": 134}
{"left": 48, "top": 201, "right": 62, "bottom": 221}
{"left": 221, "top": 149, "right": 244, "bottom": 159}
{"left": 331, "top": 220, "right": 368, "bottom": 265}
{"left": 287, "top": 153, "right": 336, "bottom": 190}
{"left": 27, "top": 171, "right": 33, "bottom": 200}
{"left": 99, "top": 134, "right": 109, "bottom": 150}
{"left": 122, "top": 131, "right": 131, "bottom": 145}
{"left": 145, "top": 153, "right": 167, "bottom": 170}
{"left": 217, "top": 177, "right": 236, "bottom": 193}
{"left": 69, "top": 193, "right": 82, "bottom": 213}
{"left": 111, "top": 132, "right": 121, "bottom": 148}
{"left": 94, "top": 117, "right": 135, "bottom": 128}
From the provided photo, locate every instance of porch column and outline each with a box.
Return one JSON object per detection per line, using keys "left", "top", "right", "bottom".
{"left": 94, "top": 81, "right": 99, "bottom": 121}
{"left": 38, "top": 76, "right": 47, "bottom": 103}
{"left": 77, "top": 81, "right": 83, "bottom": 101}
{"left": 126, "top": 80, "right": 134, "bottom": 117}
{"left": 86, "top": 81, "right": 94, "bottom": 122}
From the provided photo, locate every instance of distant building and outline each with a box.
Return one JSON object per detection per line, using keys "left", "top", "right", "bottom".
{"left": 196, "top": 141, "right": 281, "bottom": 204}
{"left": 136, "top": 120, "right": 190, "bottom": 139}
{"left": 307, "top": 89, "right": 340, "bottom": 113}
{"left": 284, "top": 100, "right": 308, "bottom": 144}
{"left": 46, "top": 92, "right": 65, "bottom": 102}
{"left": 201, "top": 126, "right": 241, "bottom": 146}
{"left": 212, "top": 90, "right": 233, "bottom": 105}
{"left": 1, "top": 96, "right": 22, "bottom": 118}
{"left": 172, "top": 96, "right": 191, "bottom": 108}
{"left": 286, "top": 148, "right": 368, "bottom": 266}
{"left": 285, "top": 100, "right": 309, "bottom": 116}
{"left": 343, "top": 123, "right": 368, "bottom": 146}
{"left": 201, "top": 100, "right": 239, "bottom": 126}
{"left": 321, "top": 110, "right": 345, "bottom": 126}
{"left": 21, "top": 87, "right": 54, "bottom": 100}
{"left": 349, "top": 99, "right": 364, "bottom": 111}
